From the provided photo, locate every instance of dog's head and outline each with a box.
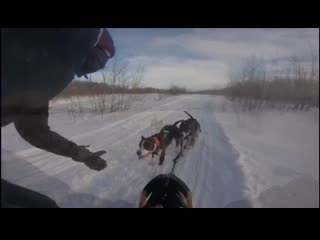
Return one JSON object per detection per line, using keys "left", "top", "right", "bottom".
{"left": 179, "top": 120, "right": 190, "bottom": 137}
{"left": 179, "top": 119, "right": 199, "bottom": 137}
{"left": 137, "top": 136, "right": 159, "bottom": 159}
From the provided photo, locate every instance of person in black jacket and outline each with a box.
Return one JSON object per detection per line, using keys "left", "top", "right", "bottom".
{"left": 1, "top": 28, "right": 115, "bottom": 208}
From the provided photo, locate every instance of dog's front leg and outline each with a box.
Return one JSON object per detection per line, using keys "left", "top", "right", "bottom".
{"left": 152, "top": 150, "right": 159, "bottom": 158}
{"left": 159, "top": 150, "right": 166, "bottom": 165}
{"left": 180, "top": 137, "right": 184, "bottom": 156}
{"left": 190, "top": 137, "right": 195, "bottom": 147}
{"left": 175, "top": 138, "right": 180, "bottom": 147}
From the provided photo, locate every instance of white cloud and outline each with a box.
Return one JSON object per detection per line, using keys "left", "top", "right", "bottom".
{"left": 151, "top": 34, "right": 291, "bottom": 60}
{"left": 129, "top": 56, "right": 230, "bottom": 90}
{"left": 78, "top": 29, "right": 319, "bottom": 90}
{"left": 150, "top": 28, "right": 319, "bottom": 61}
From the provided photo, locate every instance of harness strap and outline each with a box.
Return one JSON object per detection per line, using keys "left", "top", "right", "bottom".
{"left": 153, "top": 137, "right": 160, "bottom": 151}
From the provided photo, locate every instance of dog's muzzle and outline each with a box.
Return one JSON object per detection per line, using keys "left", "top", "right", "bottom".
{"left": 137, "top": 150, "right": 143, "bottom": 159}
{"left": 137, "top": 150, "right": 152, "bottom": 159}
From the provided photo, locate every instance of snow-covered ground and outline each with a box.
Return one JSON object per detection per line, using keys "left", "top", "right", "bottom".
{"left": 1, "top": 94, "right": 319, "bottom": 207}
{"left": 213, "top": 98, "right": 319, "bottom": 207}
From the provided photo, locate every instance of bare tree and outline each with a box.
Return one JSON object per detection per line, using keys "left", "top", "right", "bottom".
{"left": 88, "top": 74, "right": 99, "bottom": 114}
{"left": 225, "top": 53, "right": 319, "bottom": 111}
{"left": 57, "top": 56, "right": 147, "bottom": 118}
{"left": 124, "top": 65, "right": 145, "bottom": 109}
{"left": 168, "top": 84, "right": 187, "bottom": 95}
{"left": 108, "top": 57, "right": 129, "bottom": 112}
{"left": 97, "top": 67, "right": 109, "bottom": 115}
{"left": 65, "top": 95, "right": 84, "bottom": 120}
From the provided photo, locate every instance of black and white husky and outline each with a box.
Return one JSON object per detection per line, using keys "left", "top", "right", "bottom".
{"left": 174, "top": 111, "right": 201, "bottom": 149}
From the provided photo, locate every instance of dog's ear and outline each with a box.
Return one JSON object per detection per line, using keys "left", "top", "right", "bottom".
{"left": 141, "top": 136, "right": 145, "bottom": 140}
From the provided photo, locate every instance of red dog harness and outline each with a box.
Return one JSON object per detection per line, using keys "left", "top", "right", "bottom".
{"left": 153, "top": 137, "right": 161, "bottom": 150}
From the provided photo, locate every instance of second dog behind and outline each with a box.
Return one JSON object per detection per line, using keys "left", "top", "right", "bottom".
{"left": 175, "top": 111, "right": 201, "bottom": 149}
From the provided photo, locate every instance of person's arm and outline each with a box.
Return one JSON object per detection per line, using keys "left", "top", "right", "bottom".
{"left": 14, "top": 104, "right": 107, "bottom": 171}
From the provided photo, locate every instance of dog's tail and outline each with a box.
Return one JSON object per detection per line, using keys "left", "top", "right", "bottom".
{"left": 173, "top": 120, "right": 183, "bottom": 126}
{"left": 198, "top": 123, "right": 201, "bottom": 132}
{"left": 184, "top": 111, "right": 194, "bottom": 119}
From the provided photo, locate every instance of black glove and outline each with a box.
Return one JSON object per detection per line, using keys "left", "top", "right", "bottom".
{"left": 72, "top": 145, "right": 107, "bottom": 171}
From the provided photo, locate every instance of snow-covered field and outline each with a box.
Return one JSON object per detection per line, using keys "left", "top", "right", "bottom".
{"left": 1, "top": 94, "right": 319, "bottom": 208}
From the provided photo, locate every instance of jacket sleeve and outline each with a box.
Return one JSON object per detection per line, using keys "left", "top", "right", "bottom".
{"left": 14, "top": 104, "right": 79, "bottom": 158}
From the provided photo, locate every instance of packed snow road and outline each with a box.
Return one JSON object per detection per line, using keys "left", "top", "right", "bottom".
{"left": 2, "top": 94, "right": 318, "bottom": 207}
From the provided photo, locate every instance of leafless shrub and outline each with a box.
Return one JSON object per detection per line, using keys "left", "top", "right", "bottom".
{"left": 225, "top": 52, "right": 319, "bottom": 112}
{"left": 168, "top": 84, "right": 187, "bottom": 95}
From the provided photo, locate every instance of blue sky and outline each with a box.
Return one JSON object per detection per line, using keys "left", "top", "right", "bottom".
{"left": 84, "top": 28, "right": 319, "bottom": 90}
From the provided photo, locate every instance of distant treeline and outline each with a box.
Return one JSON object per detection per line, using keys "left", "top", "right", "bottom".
{"left": 56, "top": 81, "right": 186, "bottom": 98}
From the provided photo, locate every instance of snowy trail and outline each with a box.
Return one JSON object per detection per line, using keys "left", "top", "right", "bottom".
{"left": 2, "top": 94, "right": 318, "bottom": 207}
{"left": 2, "top": 95, "right": 247, "bottom": 207}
